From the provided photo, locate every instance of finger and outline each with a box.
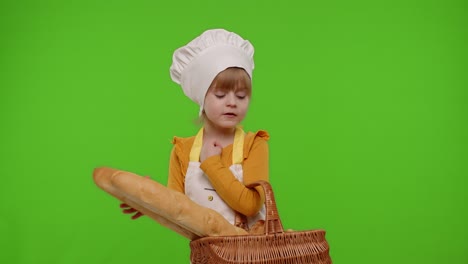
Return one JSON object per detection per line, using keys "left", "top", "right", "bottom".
{"left": 122, "top": 208, "right": 138, "bottom": 214}
{"left": 120, "top": 203, "right": 130, "bottom": 208}
{"left": 131, "top": 212, "right": 144, "bottom": 220}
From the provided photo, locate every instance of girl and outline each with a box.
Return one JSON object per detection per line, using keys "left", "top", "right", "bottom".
{"left": 122, "top": 29, "right": 268, "bottom": 228}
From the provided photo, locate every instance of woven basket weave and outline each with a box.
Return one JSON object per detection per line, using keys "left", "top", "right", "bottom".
{"left": 189, "top": 181, "right": 332, "bottom": 264}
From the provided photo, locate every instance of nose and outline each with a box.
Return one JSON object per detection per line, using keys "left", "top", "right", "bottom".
{"left": 226, "top": 93, "right": 237, "bottom": 107}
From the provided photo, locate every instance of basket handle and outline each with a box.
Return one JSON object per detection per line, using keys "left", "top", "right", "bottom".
{"left": 247, "top": 180, "right": 284, "bottom": 235}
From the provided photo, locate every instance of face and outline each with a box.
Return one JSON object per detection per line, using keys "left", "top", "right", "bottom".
{"left": 203, "top": 87, "right": 250, "bottom": 130}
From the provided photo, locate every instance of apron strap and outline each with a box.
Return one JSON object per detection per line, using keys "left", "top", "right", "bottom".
{"left": 189, "top": 127, "right": 244, "bottom": 164}
{"left": 189, "top": 128, "right": 204, "bottom": 162}
{"left": 232, "top": 127, "right": 244, "bottom": 164}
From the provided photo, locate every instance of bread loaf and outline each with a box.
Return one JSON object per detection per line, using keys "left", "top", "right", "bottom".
{"left": 93, "top": 167, "right": 248, "bottom": 240}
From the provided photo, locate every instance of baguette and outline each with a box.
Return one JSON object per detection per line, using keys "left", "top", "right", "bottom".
{"left": 93, "top": 167, "right": 248, "bottom": 240}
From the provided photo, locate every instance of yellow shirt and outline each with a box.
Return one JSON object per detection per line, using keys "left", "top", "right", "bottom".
{"left": 167, "top": 130, "right": 269, "bottom": 217}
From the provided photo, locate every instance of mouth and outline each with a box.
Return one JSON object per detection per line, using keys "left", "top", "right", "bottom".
{"left": 223, "top": 112, "right": 237, "bottom": 117}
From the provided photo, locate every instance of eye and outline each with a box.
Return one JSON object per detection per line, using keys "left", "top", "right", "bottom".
{"left": 236, "top": 93, "right": 246, "bottom": 99}
{"left": 215, "top": 93, "right": 225, "bottom": 99}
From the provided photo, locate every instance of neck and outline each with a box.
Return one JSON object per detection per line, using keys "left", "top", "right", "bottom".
{"left": 203, "top": 121, "right": 237, "bottom": 142}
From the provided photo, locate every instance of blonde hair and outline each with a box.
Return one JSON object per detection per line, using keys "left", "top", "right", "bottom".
{"left": 195, "top": 67, "right": 252, "bottom": 125}
{"left": 208, "top": 67, "right": 252, "bottom": 96}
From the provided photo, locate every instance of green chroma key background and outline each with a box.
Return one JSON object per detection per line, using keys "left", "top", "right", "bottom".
{"left": 1, "top": 0, "right": 466, "bottom": 263}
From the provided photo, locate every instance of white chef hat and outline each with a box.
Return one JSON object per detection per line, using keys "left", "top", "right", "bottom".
{"left": 170, "top": 29, "right": 255, "bottom": 115}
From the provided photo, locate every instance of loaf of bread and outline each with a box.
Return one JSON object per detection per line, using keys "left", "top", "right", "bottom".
{"left": 93, "top": 167, "right": 248, "bottom": 240}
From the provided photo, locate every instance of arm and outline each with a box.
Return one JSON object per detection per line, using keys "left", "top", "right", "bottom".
{"left": 200, "top": 137, "right": 269, "bottom": 216}
{"left": 167, "top": 146, "right": 185, "bottom": 193}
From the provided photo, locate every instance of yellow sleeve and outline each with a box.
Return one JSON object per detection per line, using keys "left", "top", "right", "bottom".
{"left": 167, "top": 139, "right": 186, "bottom": 193}
{"left": 200, "top": 136, "right": 269, "bottom": 216}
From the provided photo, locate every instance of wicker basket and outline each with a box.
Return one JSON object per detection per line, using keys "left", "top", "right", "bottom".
{"left": 189, "top": 181, "right": 332, "bottom": 264}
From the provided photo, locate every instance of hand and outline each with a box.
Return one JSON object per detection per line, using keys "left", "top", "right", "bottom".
{"left": 119, "top": 175, "right": 150, "bottom": 220}
{"left": 200, "top": 140, "right": 222, "bottom": 162}
{"left": 120, "top": 203, "right": 144, "bottom": 220}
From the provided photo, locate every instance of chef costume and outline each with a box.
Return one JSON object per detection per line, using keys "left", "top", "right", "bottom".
{"left": 169, "top": 29, "right": 265, "bottom": 228}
